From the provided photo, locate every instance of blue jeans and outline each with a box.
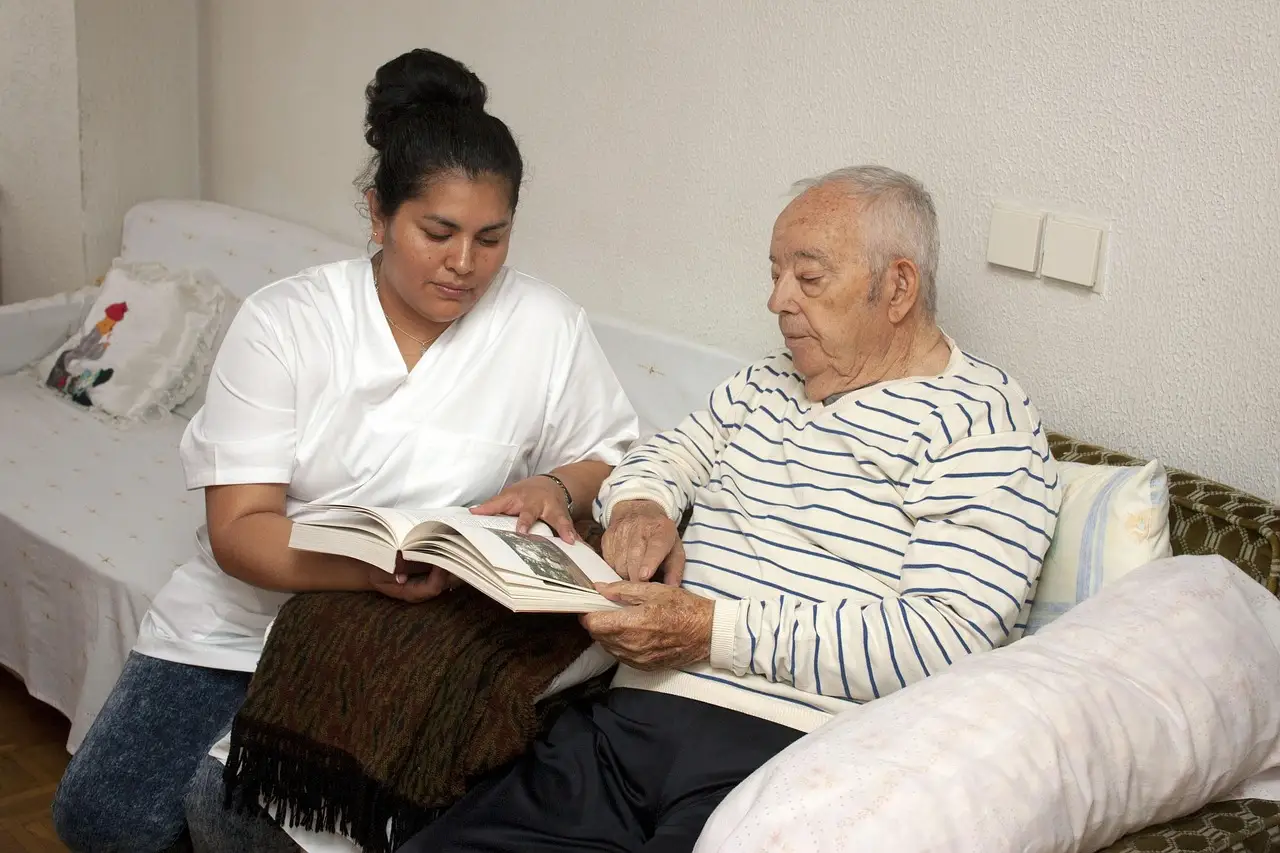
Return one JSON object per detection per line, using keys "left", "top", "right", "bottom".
{"left": 51, "top": 651, "right": 298, "bottom": 853}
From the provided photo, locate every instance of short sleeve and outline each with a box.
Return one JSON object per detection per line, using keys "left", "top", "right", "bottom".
{"left": 179, "top": 302, "right": 297, "bottom": 488}
{"left": 530, "top": 312, "right": 639, "bottom": 472}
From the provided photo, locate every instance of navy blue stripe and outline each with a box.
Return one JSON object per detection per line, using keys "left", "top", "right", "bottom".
{"left": 823, "top": 416, "right": 919, "bottom": 464}
{"left": 925, "top": 443, "right": 1048, "bottom": 465}
{"left": 745, "top": 600, "right": 759, "bottom": 675}
{"left": 914, "top": 466, "right": 1051, "bottom": 487}
{"left": 680, "top": 670, "right": 831, "bottom": 712}
{"left": 710, "top": 470, "right": 912, "bottom": 542}
{"left": 939, "top": 517, "right": 1045, "bottom": 564}
{"left": 683, "top": 557, "right": 822, "bottom": 603}
{"left": 938, "top": 610, "right": 973, "bottom": 654}
{"left": 902, "top": 586, "right": 1007, "bottom": 637}
{"left": 882, "top": 389, "right": 939, "bottom": 411}
{"left": 911, "top": 538, "right": 1029, "bottom": 582}
{"left": 882, "top": 603, "right": 907, "bottom": 689}
{"left": 685, "top": 535, "right": 885, "bottom": 598}
{"left": 862, "top": 616, "right": 880, "bottom": 699}
{"left": 694, "top": 502, "right": 905, "bottom": 565}
{"left": 757, "top": 363, "right": 802, "bottom": 382}
{"left": 828, "top": 414, "right": 908, "bottom": 444}
{"left": 789, "top": 615, "right": 798, "bottom": 685}
{"left": 686, "top": 517, "right": 895, "bottom": 582}
{"left": 898, "top": 599, "right": 930, "bottom": 678}
{"left": 656, "top": 430, "right": 714, "bottom": 469}
{"left": 854, "top": 398, "right": 917, "bottom": 425}
{"left": 812, "top": 607, "right": 822, "bottom": 694}
{"left": 835, "top": 600, "right": 852, "bottom": 698}
{"left": 681, "top": 578, "right": 742, "bottom": 599}
{"left": 900, "top": 563, "right": 1021, "bottom": 608}
{"left": 716, "top": 457, "right": 909, "bottom": 517}
{"left": 920, "top": 381, "right": 995, "bottom": 434}
{"left": 770, "top": 595, "right": 783, "bottom": 681}
{"left": 954, "top": 376, "right": 1016, "bottom": 429}
{"left": 902, "top": 599, "right": 954, "bottom": 665}
{"left": 904, "top": 485, "right": 1056, "bottom": 516}
{"left": 690, "top": 413, "right": 721, "bottom": 447}
{"left": 963, "top": 352, "right": 1010, "bottom": 384}
{"left": 931, "top": 409, "right": 954, "bottom": 443}
{"left": 728, "top": 438, "right": 903, "bottom": 488}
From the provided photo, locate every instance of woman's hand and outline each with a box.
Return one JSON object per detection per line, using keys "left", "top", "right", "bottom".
{"left": 366, "top": 556, "right": 460, "bottom": 603}
{"left": 470, "top": 475, "right": 577, "bottom": 542}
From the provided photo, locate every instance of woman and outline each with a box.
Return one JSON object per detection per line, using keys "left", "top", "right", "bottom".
{"left": 52, "top": 48, "right": 637, "bottom": 852}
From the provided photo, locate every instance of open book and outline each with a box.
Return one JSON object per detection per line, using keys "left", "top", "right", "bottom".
{"left": 288, "top": 505, "right": 622, "bottom": 613}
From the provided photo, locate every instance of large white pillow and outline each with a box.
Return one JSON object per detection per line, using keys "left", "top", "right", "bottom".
{"left": 33, "top": 260, "right": 228, "bottom": 422}
{"left": 1025, "top": 458, "right": 1172, "bottom": 634}
{"left": 695, "top": 555, "right": 1280, "bottom": 853}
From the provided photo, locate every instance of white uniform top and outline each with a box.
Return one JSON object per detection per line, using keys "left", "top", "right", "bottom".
{"left": 133, "top": 258, "right": 638, "bottom": 672}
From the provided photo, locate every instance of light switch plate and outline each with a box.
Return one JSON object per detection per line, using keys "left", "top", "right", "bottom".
{"left": 1040, "top": 216, "right": 1105, "bottom": 289}
{"left": 986, "top": 205, "right": 1044, "bottom": 273}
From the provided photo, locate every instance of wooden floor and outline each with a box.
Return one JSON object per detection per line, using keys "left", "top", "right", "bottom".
{"left": 0, "top": 671, "right": 70, "bottom": 852}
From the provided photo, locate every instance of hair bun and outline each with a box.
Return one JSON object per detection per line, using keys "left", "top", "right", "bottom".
{"left": 364, "top": 48, "right": 488, "bottom": 151}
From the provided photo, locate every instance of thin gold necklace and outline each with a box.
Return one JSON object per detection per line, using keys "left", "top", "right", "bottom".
{"left": 374, "top": 260, "right": 436, "bottom": 355}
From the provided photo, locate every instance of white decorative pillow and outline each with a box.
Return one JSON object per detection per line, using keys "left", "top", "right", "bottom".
{"left": 1024, "top": 459, "right": 1172, "bottom": 634}
{"left": 172, "top": 293, "right": 242, "bottom": 421}
{"left": 695, "top": 555, "right": 1280, "bottom": 853}
{"left": 34, "top": 260, "right": 229, "bottom": 422}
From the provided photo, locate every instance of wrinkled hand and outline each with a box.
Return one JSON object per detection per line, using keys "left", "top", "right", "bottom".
{"left": 601, "top": 500, "right": 685, "bottom": 584}
{"left": 366, "top": 555, "right": 460, "bottom": 603}
{"left": 580, "top": 582, "right": 713, "bottom": 671}
{"left": 471, "top": 475, "right": 576, "bottom": 542}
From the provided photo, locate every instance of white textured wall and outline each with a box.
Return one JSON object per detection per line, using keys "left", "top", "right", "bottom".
{"left": 76, "top": 0, "right": 201, "bottom": 283}
{"left": 0, "top": 0, "right": 85, "bottom": 304}
{"left": 200, "top": 0, "right": 1280, "bottom": 500}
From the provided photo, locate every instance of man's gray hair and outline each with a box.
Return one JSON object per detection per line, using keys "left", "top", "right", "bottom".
{"left": 792, "top": 165, "right": 940, "bottom": 316}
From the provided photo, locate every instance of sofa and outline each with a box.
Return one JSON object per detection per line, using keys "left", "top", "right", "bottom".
{"left": 0, "top": 199, "right": 1277, "bottom": 852}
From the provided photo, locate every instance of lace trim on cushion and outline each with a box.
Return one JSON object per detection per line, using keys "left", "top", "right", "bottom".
{"left": 27, "top": 260, "right": 232, "bottom": 428}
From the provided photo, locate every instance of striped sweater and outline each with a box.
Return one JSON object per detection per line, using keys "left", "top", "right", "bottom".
{"left": 596, "top": 341, "right": 1062, "bottom": 733}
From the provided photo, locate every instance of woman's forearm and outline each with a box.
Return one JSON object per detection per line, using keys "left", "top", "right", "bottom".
{"left": 550, "top": 460, "right": 613, "bottom": 520}
{"left": 209, "top": 511, "right": 373, "bottom": 593}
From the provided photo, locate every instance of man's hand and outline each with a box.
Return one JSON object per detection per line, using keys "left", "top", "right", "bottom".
{"left": 470, "top": 475, "right": 576, "bottom": 542}
{"left": 366, "top": 556, "right": 460, "bottom": 603}
{"left": 602, "top": 500, "right": 685, "bottom": 584}
{"left": 581, "top": 582, "right": 713, "bottom": 670}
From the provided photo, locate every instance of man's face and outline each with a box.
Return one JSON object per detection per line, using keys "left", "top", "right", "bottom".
{"left": 767, "top": 185, "right": 888, "bottom": 399}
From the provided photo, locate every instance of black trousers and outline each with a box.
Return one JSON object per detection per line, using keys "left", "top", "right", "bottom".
{"left": 396, "top": 687, "right": 804, "bottom": 853}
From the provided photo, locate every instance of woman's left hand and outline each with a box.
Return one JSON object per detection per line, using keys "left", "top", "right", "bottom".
{"left": 471, "top": 475, "right": 576, "bottom": 542}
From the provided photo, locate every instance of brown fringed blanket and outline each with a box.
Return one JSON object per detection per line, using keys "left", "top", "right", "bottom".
{"left": 223, "top": 586, "right": 598, "bottom": 852}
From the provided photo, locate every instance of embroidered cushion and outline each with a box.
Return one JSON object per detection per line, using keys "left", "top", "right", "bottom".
{"left": 34, "top": 260, "right": 229, "bottom": 422}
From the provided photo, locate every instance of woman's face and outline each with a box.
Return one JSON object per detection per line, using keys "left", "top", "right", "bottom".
{"left": 371, "top": 172, "right": 514, "bottom": 326}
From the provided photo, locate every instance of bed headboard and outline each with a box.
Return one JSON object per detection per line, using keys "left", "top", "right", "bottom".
{"left": 119, "top": 199, "right": 361, "bottom": 299}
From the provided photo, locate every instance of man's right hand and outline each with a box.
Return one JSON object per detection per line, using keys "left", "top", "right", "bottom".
{"left": 602, "top": 500, "right": 685, "bottom": 585}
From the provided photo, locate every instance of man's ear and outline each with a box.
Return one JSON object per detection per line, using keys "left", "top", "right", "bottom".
{"left": 884, "top": 258, "right": 921, "bottom": 324}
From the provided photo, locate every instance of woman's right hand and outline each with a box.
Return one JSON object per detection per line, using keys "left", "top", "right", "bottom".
{"left": 366, "top": 557, "right": 460, "bottom": 603}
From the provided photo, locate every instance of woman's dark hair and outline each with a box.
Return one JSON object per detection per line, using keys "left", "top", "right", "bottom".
{"left": 359, "top": 48, "right": 523, "bottom": 219}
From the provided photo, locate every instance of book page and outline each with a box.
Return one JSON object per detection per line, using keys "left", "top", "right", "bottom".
{"left": 424, "top": 523, "right": 621, "bottom": 590}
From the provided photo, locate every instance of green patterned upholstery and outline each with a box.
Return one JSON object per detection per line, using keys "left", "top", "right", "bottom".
{"left": 1049, "top": 431, "right": 1280, "bottom": 851}
{"left": 1048, "top": 432, "right": 1280, "bottom": 596}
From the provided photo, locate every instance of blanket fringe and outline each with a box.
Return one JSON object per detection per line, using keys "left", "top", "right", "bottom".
{"left": 224, "top": 718, "right": 443, "bottom": 853}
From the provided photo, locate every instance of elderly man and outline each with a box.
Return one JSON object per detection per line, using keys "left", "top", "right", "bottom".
{"left": 400, "top": 165, "right": 1061, "bottom": 852}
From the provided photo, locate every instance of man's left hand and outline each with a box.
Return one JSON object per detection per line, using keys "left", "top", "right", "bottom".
{"left": 581, "top": 582, "right": 714, "bottom": 671}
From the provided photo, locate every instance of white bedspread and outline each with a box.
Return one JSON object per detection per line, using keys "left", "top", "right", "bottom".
{"left": 0, "top": 373, "right": 201, "bottom": 751}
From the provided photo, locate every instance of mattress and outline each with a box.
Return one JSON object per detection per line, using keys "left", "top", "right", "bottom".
{"left": 0, "top": 373, "right": 201, "bottom": 751}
